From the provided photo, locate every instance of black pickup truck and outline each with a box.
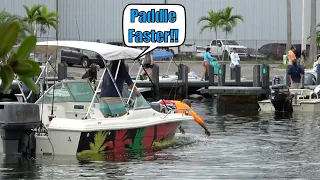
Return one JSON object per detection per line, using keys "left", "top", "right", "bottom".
{"left": 61, "top": 47, "right": 105, "bottom": 68}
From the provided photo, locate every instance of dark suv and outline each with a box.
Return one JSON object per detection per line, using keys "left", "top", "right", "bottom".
{"left": 258, "top": 43, "right": 286, "bottom": 60}
{"left": 61, "top": 47, "right": 105, "bottom": 68}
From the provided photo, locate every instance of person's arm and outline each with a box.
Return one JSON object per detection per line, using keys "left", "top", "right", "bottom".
{"left": 123, "top": 69, "right": 141, "bottom": 96}
{"left": 189, "top": 109, "right": 211, "bottom": 136}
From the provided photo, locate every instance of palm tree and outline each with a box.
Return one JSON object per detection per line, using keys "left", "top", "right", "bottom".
{"left": 23, "top": 4, "right": 42, "bottom": 35}
{"left": 220, "top": 6, "right": 244, "bottom": 60}
{"left": 0, "top": 9, "right": 32, "bottom": 42}
{"left": 36, "top": 5, "right": 59, "bottom": 37}
{"left": 198, "top": 10, "right": 223, "bottom": 60}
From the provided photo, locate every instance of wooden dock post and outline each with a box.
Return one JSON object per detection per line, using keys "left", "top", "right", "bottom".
{"left": 181, "top": 64, "right": 189, "bottom": 99}
{"left": 235, "top": 65, "right": 241, "bottom": 86}
{"left": 178, "top": 64, "right": 188, "bottom": 99}
{"left": 253, "top": 65, "right": 261, "bottom": 87}
{"left": 261, "top": 64, "right": 270, "bottom": 89}
{"left": 152, "top": 64, "right": 160, "bottom": 100}
{"left": 230, "top": 66, "right": 235, "bottom": 80}
{"left": 208, "top": 64, "right": 214, "bottom": 86}
{"left": 218, "top": 64, "right": 226, "bottom": 86}
{"left": 317, "top": 65, "right": 320, "bottom": 85}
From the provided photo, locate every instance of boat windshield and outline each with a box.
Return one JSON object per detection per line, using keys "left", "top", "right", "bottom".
{"left": 37, "top": 81, "right": 99, "bottom": 104}
{"left": 122, "top": 85, "right": 151, "bottom": 110}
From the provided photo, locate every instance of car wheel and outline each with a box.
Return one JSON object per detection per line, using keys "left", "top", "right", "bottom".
{"left": 81, "top": 57, "right": 90, "bottom": 68}
{"left": 67, "top": 63, "right": 74, "bottom": 66}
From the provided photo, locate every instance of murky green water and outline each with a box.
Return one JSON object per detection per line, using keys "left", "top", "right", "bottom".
{"left": 1, "top": 99, "right": 320, "bottom": 179}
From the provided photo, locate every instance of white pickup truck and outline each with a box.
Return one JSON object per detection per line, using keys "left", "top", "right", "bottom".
{"left": 208, "top": 39, "right": 248, "bottom": 60}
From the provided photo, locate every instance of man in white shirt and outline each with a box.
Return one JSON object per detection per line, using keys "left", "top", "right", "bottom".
{"left": 230, "top": 48, "right": 240, "bottom": 67}
{"left": 230, "top": 48, "right": 242, "bottom": 77}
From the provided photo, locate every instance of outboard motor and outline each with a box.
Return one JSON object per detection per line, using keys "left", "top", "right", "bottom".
{"left": 0, "top": 102, "right": 40, "bottom": 156}
{"left": 270, "top": 84, "right": 294, "bottom": 112}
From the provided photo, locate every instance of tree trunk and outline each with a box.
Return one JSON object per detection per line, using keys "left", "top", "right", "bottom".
{"left": 286, "top": 0, "right": 292, "bottom": 53}
{"left": 308, "top": 0, "right": 317, "bottom": 66}
{"left": 215, "top": 29, "right": 220, "bottom": 61}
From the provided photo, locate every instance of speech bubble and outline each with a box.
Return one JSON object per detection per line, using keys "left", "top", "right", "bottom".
{"left": 122, "top": 4, "right": 186, "bottom": 59}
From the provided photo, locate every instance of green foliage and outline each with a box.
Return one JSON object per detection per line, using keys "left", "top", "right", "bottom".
{"left": 0, "top": 9, "right": 32, "bottom": 42}
{"left": 220, "top": 6, "right": 244, "bottom": 35}
{"left": 0, "top": 21, "right": 40, "bottom": 94}
{"left": 23, "top": 4, "right": 59, "bottom": 36}
{"left": 198, "top": 10, "right": 223, "bottom": 34}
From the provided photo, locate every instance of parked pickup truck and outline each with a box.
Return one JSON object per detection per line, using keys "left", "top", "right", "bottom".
{"left": 208, "top": 39, "right": 248, "bottom": 60}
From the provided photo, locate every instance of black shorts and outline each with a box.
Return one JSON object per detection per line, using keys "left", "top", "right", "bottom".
{"left": 143, "top": 64, "right": 153, "bottom": 68}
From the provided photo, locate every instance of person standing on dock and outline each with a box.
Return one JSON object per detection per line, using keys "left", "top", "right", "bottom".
{"left": 201, "top": 47, "right": 215, "bottom": 81}
{"left": 287, "top": 59, "right": 304, "bottom": 89}
{"left": 230, "top": 48, "right": 242, "bottom": 78}
{"left": 287, "top": 46, "right": 296, "bottom": 65}
{"left": 139, "top": 51, "right": 154, "bottom": 80}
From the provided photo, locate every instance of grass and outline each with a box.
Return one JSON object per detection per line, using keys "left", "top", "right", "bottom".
{"left": 276, "top": 64, "right": 314, "bottom": 69}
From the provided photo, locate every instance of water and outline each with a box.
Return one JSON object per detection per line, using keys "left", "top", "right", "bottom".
{"left": 2, "top": 99, "right": 320, "bottom": 179}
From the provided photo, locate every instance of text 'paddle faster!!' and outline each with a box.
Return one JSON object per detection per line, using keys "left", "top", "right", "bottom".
{"left": 123, "top": 4, "right": 186, "bottom": 58}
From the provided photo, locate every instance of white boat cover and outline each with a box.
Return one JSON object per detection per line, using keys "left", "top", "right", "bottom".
{"left": 15, "top": 41, "right": 144, "bottom": 61}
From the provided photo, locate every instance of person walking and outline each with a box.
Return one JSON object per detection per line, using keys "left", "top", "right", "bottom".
{"left": 201, "top": 47, "right": 214, "bottom": 81}
{"left": 287, "top": 59, "right": 304, "bottom": 89}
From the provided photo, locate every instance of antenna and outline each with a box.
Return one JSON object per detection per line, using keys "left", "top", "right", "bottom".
{"left": 75, "top": 16, "right": 81, "bottom": 40}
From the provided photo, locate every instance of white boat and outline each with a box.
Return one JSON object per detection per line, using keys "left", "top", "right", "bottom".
{"left": 0, "top": 41, "right": 194, "bottom": 160}
{"left": 258, "top": 88, "right": 320, "bottom": 112}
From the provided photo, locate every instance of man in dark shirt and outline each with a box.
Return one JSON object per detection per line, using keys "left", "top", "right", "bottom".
{"left": 287, "top": 59, "right": 304, "bottom": 89}
{"left": 100, "top": 60, "right": 140, "bottom": 117}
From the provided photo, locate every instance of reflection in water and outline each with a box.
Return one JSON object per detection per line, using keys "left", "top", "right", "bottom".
{"left": 2, "top": 100, "right": 320, "bottom": 179}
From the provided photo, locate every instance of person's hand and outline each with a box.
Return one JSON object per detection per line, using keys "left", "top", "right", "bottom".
{"left": 136, "top": 92, "right": 141, "bottom": 97}
{"left": 205, "top": 130, "right": 211, "bottom": 136}
{"left": 179, "top": 126, "right": 185, "bottom": 134}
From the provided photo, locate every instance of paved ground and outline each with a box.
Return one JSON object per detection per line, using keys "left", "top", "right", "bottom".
{"left": 66, "top": 61, "right": 286, "bottom": 80}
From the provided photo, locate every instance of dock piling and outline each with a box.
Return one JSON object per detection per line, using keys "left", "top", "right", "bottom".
{"left": 253, "top": 65, "right": 261, "bottom": 87}
{"left": 235, "top": 65, "right": 241, "bottom": 86}
{"left": 181, "top": 64, "right": 189, "bottom": 99}
{"left": 218, "top": 64, "right": 226, "bottom": 86}
{"left": 261, "top": 64, "right": 270, "bottom": 89}
{"left": 230, "top": 66, "right": 235, "bottom": 80}
{"left": 152, "top": 64, "right": 160, "bottom": 100}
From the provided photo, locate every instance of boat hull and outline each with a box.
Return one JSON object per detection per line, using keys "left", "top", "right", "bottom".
{"left": 258, "top": 99, "right": 320, "bottom": 112}
{"left": 0, "top": 121, "right": 181, "bottom": 158}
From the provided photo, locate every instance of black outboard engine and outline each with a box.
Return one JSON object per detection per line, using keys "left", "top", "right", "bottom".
{"left": 0, "top": 102, "right": 40, "bottom": 156}
{"left": 270, "top": 84, "right": 294, "bottom": 112}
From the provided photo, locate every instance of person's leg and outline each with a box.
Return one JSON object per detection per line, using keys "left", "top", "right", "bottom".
{"left": 200, "top": 61, "right": 207, "bottom": 81}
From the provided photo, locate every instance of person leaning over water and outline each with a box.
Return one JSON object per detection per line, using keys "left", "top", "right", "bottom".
{"left": 287, "top": 59, "right": 304, "bottom": 89}
{"left": 100, "top": 60, "right": 141, "bottom": 118}
{"left": 159, "top": 99, "right": 211, "bottom": 136}
{"left": 201, "top": 48, "right": 214, "bottom": 81}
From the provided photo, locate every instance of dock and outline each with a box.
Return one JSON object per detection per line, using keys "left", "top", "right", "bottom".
{"left": 133, "top": 63, "right": 272, "bottom": 101}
